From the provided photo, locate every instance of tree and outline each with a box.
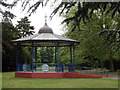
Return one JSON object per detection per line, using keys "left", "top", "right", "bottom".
{"left": 15, "top": 16, "right": 35, "bottom": 65}
{"left": 52, "top": 2, "right": 120, "bottom": 52}
{"left": 2, "top": 21, "right": 18, "bottom": 71}
{"left": 2, "top": 16, "right": 35, "bottom": 71}
{"left": 51, "top": 2, "right": 120, "bottom": 28}
{"left": 37, "top": 47, "right": 54, "bottom": 63}
{"left": 16, "top": 16, "right": 34, "bottom": 37}
{"left": 61, "top": 5, "right": 120, "bottom": 71}
{"left": 0, "top": 0, "right": 16, "bottom": 19}
{"left": 1, "top": 1, "right": 120, "bottom": 23}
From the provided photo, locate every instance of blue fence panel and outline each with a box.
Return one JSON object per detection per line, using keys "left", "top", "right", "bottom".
{"left": 17, "top": 64, "right": 33, "bottom": 72}
{"left": 18, "top": 64, "right": 23, "bottom": 71}
{"left": 56, "top": 64, "right": 64, "bottom": 72}
{"left": 68, "top": 64, "right": 74, "bottom": 72}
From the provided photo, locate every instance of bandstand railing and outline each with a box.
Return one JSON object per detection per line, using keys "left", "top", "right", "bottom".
{"left": 17, "top": 63, "right": 75, "bottom": 72}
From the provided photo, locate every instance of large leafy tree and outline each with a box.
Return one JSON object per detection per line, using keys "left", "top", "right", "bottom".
{"left": 16, "top": 16, "right": 34, "bottom": 37}
{"left": 51, "top": 2, "right": 120, "bottom": 26}
{"left": 15, "top": 16, "right": 35, "bottom": 65}
{"left": 2, "top": 21, "right": 18, "bottom": 71}
{"left": 1, "top": 1, "right": 120, "bottom": 22}
{"left": 2, "top": 16, "right": 35, "bottom": 71}
{"left": 61, "top": 5, "right": 120, "bottom": 71}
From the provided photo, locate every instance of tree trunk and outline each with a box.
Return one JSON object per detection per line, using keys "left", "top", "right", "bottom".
{"left": 110, "top": 59, "right": 114, "bottom": 72}
{"left": 101, "top": 61, "right": 104, "bottom": 70}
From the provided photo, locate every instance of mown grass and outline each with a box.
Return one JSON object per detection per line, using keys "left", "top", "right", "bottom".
{"left": 0, "top": 73, "right": 2, "bottom": 89}
{"left": 2, "top": 72, "right": 119, "bottom": 88}
{"left": 111, "top": 71, "right": 120, "bottom": 75}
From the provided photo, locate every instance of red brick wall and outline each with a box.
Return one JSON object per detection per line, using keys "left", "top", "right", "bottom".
{"left": 64, "top": 72, "right": 103, "bottom": 78}
{"left": 15, "top": 72, "right": 103, "bottom": 78}
{"left": 15, "top": 72, "right": 32, "bottom": 78}
{"left": 31, "top": 72, "right": 64, "bottom": 78}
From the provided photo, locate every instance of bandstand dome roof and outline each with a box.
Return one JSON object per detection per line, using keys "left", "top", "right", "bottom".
{"left": 38, "top": 23, "right": 53, "bottom": 33}
{"left": 12, "top": 23, "right": 80, "bottom": 47}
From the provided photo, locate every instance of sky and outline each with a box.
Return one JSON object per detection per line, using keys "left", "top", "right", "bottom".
{"left": 2, "top": 0, "right": 66, "bottom": 35}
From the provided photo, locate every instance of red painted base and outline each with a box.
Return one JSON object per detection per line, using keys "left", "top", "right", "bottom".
{"left": 15, "top": 72, "right": 103, "bottom": 78}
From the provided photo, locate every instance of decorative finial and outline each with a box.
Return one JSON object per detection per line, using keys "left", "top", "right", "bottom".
{"left": 45, "top": 14, "right": 47, "bottom": 24}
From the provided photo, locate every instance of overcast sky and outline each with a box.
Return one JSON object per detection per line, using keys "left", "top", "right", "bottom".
{"left": 1, "top": 0, "right": 65, "bottom": 35}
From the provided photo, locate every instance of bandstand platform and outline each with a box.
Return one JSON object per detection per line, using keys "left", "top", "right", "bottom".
{"left": 15, "top": 72, "right": 103, "bottom": 78}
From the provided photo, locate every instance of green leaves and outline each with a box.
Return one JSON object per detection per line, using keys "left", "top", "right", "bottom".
{"left": 16, "top": 16, "right": 35, "bottom": 37}
{"left": 51, "top": 2, "right": 120, "bottom": 32}
{"left": 2, "top": 16, "right": 35, "bottom": 71}
{"left": 61, "top": 5, "right": 120, "bottom": 71}
{"left": 2, "top": 21, "right": 18, "bottom": 71}
{"left": 27, "top": 1, "right": 43, "bottom": 16}
{"left": 38, "top": 47, "right": 54, "bottom": 63}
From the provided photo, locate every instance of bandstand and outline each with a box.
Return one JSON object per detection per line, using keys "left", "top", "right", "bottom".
{"left": 12, "top": 20, "right": 103, "bottom": 78}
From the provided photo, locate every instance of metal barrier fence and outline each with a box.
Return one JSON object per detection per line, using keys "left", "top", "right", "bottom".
{"left": 75, "top": 66, "right": 109, "bottom": 77}
{"left": 17, "top": 64, "right": 109, "bottom": 76}
{"left": 17, "top": 63, "right": 75, "bottom": 72}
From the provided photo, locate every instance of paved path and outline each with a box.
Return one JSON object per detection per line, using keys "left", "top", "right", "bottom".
{"left": 103, "top": 75, "right": 120, "bottom": 80}
{"left": 103, "top": 73, "right": 120, "bottom": 80}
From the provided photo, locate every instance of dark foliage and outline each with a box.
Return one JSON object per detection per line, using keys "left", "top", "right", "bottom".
{"left": 2, "top": 16, "right": 35, "bottom": 72}
{"left": 0, "top": 1, "right": 17, "bottom": 19}
{"left": 16, "top": 16, "right": 35, "bottom": 37}
{"left": 94, "top": 30, "right": 120, "bottom": 51}
{"left": 2, "top": 22, "right": 18, "bottom": 71}
{"left": 50, "top": 2, "right": 120, "bottom": 31}
{"left": 39, "top": 47, "right": 54, "bottom": 63}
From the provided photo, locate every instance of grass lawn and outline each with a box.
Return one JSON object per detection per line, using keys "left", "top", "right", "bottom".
{"left": 111, "top": 71, "right": 120, "bottom": 75}
{"left": 2, "top": 72, "right": 119, "bottom": 88}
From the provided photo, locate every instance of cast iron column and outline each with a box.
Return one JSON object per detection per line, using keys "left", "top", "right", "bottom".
{"left": 56, "top": 47, "right": 60, "bottom": 63}
{"left": 31, "top": 46, "right": 35, "bottom": 72}
{"left": 55, "top": 47, "right": 57, "bottom": 63}
{"left": 70, "top": 46, "right": 73, "bottom": 64}
{"left": 55, "top": 46, "right": 60, "bottom": 72}
{"left": 73, "top": 46, "right": 75, "bottom": 70}
{"left": 16, "top": 45, "right": 20, "bottom": 72}
{"left": 73, "top": 46, "right": 75, "bottom": 65}
{"left": 69, "top": 45, "right": 75, "bottom": 72}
